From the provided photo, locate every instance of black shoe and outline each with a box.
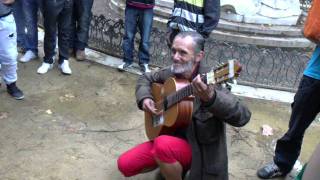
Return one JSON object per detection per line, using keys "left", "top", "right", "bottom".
{"left": 7, "top": 82, "right": 24, "bottom": 100}
{"left": 257, "top": 162, "right": 285, "bottom": 179}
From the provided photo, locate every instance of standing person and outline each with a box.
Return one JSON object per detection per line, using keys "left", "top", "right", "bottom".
{"left": 0, "top": 0, "right": 24, "bottom": 100}
{"left": 117, "top": 31, "right": 251, "bottom": 180}
{"left": 37, "top": 0, "right": 73, "bottom": 75}
{"left": 257, "top": 45, "right": 320, "bottom": 179}
{"left": 117, "top": 0, "right": 155, "bottom": 73}
{"left": 71, "top": 0, "right": 93, "bottom": 61}
{"left": 166, "top": 0, "right": 220, "bottom": 47}
{"left": 12, "top": 0, "right": 25, "bottom": 53}
{"left": 19, "top": 0, "right": 39, "bottom": 63}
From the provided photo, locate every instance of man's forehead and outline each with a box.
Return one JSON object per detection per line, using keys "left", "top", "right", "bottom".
{"left": 172, "top": 36, "right": 194, "bottom": 49}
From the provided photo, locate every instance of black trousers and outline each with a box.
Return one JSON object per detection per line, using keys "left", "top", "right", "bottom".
{"left": 274, "top": 75, "right": 320, "bottom": 174}
{"left": 71, "top": 0, "right": 93, "bottom": 50}
{"left": 42, "top": 0, "right": 73, "bottom": 64}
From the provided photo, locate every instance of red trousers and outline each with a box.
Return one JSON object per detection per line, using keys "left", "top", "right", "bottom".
{"left": 117, "top": 135, "right": 192, "bottom": 177}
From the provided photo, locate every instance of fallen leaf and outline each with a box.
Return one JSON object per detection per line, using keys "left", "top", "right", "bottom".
{"left": 0, "top": 112, "right": 8, "bottom": 120}
{"left": 261, "top": 124, "right": 273, "bottom": 136}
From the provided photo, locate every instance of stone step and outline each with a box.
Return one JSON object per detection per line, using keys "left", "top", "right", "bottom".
{"left": 212, "top": 29, "right": 314, "bottom": 48}
{"left": 110, "top": 0, "right": 315, "bottom": 48}
{"left": 217, "top": 19, "right": 303, "bottom": 37}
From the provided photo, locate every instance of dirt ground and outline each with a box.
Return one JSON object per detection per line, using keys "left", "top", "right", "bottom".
{"left": 0, "top": 54, "right": 320, "bottom": 180}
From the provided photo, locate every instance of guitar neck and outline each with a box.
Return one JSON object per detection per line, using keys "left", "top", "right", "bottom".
{"left": 164, "top": 85, "right": 193, "bottom": 110}
{"left": 161, "top": 59, "right": 241, "bottom": 110}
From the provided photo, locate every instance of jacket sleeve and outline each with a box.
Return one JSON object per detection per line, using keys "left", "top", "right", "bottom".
{"left": 135, "top": 68, "right": 172, "bottom": 110}
{"left": 202, "top": 86, "right": 251, "bottom": 127}
{"left": 199, "top": 0, "right": 220, "bottom": 38}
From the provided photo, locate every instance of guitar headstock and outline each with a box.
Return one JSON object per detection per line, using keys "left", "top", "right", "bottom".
{"left": 205, "top": 59, "right": 242, "bottom": 85}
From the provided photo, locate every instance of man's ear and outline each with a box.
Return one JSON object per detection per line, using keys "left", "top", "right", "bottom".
{"left": 195, "top": 51, "right": 205, "bottom": 63}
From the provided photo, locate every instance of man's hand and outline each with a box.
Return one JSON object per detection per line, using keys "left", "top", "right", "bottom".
{"left": 1, "top": 0, "right": 15, "bottom": 5}
{"left": 142, "top": 98, "right": 162, "bottom": 115}
{"left": 192, "top": 75, "right": 215, "bottom": 102}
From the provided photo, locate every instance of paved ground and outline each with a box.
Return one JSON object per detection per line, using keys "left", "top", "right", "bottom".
{"left": 0, "top": 49, "right": 320, "bottom": 180}
{"left": 0, "top": 1, "right": 319, "bottom": 179}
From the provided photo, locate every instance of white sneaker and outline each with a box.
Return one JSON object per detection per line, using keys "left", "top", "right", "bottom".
{"left": 140, "top": 63, "right": 151, "bottom": 73}
{"left": 19, "top": 50, "right": 37, "bottom": 63}
{"left": 59, "top": 60, "right": 72, "bottom": 75}
{"left": 37, "top": 62, "right": 53, "bottom": 74}
{"left": 118, "top": 62, "right": 133, "bottom": 71}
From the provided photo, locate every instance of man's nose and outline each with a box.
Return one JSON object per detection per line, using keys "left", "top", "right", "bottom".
{"left": 172, "top": 52, "right": 180, "bottom": 61}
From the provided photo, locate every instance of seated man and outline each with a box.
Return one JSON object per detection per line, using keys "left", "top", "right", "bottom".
{"left": 117, "top": 31, "right": 251, "bottom": 180}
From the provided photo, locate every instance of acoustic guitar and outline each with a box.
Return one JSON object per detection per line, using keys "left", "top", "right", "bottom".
{"left": 145, "top": 59, "right": 242, "bottom": 140}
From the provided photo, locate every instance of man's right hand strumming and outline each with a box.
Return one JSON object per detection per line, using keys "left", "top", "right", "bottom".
{"left": 142, "top": 98, "right": 161, "bottom": 115}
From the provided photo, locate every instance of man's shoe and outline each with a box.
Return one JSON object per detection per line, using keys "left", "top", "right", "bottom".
{"left": 257, "top": 162, "right": 285, "bottom": 179}
{"left": 7, "top": 82, "right": 24, "bottom": 100}
{"left": 59, "top": 60, "right": 72, "bottom": 75}
{"left": 76, "top": 49, "right": 86, "bottom": 61}
{"left": 37, "top": 62, "right": 53, "bottom": 74}
{"left": 19, "top": 50, "right": 38, "bottom": 63}
{"left": 118, "top": 62, "right": 133, "bottom": 71}
{"left": 140, "top": 63, "right": 151, "bottom": 73}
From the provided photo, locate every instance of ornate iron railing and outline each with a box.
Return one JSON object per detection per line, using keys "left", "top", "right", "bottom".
{"left": 88, "top": 15, "right": 312, "bottom": 92}
{"left": 300, "top": 0, "right": 312, "bottom": 11}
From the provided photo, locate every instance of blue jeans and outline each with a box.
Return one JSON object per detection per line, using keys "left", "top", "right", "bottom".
{"left": 122, "top": 6, "right": 153, "bottom": 64}
{"left": 22, "top": 0, "right": 39, "bottom": 54}
{"left": 71, "top": 0, "right": 93, "bottom": 50}
{"left": 42, "top": 0, "right": 73, "bottom": 64}
{"left": 274, "top": 75, "right": 320, "bottom": 174}
{"left": 12, "top": 0, "right": 25, "bottom": 49}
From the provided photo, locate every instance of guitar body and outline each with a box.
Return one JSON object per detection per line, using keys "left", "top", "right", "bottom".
{"left": 145, "top": 78, "right": 194, "bottom": 140}
{"left": 144, "top": 59, "right": 242, "bottom": 140}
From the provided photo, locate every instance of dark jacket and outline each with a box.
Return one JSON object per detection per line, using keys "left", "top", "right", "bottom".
{"left": 126, "top": 0, "right": 155, "bottom": 9}
{"left": 167, "top": 0, "right": 220, "bottom": 38}
{"left": 136, "top": 63, "right": 251, "bottom": 180}
{"left": 0, "top": 2, "right": 12, "bottom": 17}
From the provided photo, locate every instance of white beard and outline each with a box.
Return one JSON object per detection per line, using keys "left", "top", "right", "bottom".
{"left": 171, "top": 60, "right": 194, "bottom": 77}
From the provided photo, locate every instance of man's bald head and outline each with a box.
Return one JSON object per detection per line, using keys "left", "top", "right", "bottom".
{"left": 173, "top": 31, "right": 205, "bottom": 54}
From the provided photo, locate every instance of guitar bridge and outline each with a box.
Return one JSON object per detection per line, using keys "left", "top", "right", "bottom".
{"left": 152, "top": 114, "right": 164, "bottom": 127}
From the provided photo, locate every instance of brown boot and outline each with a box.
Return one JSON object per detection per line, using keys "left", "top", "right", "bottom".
{"left": 76, "top": 50, "right": 86, "bottom": 61}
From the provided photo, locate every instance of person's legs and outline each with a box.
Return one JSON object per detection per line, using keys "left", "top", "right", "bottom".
{"left": 42, "top": 0, "right": 59, "bottom": 64}
{"left": 74, "top": 0, "right": 93, "bottom": 51}
{"left": 57, "top": 0, "right": 73, "bottom": 63}
{"left": 118, "top": 141, "right": 158, "bottom": 177}
{"left": 37, "top": 0, "right": 61, "bottom": 74}
{"left": 0, "top": 14, "right": 24, "bottom": 99}
{"left": 122, "top": 6, "right": 139, "bottom": 65}
{"left": 137, "top": 8, "right": 153, "bottom": 65}
{"left": 12, "top": 0, "right": 25, "bottom": 51}
{"left": 72, "top": 0, "right": 93, "bottom": 61}
{"left": 57, "top": 0, "right": 73, "bottom": 75}
{"left": 257, "top": 75, "right": 320, "bottom": 178}
{"left": 274, "top": 76, "right": 320, "bottom": 173}
{"left": 19, "top": 0, "right": 39, "bottom": 62}
{"left": 152, "top": 135, "right": 192, "bottom": 180}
